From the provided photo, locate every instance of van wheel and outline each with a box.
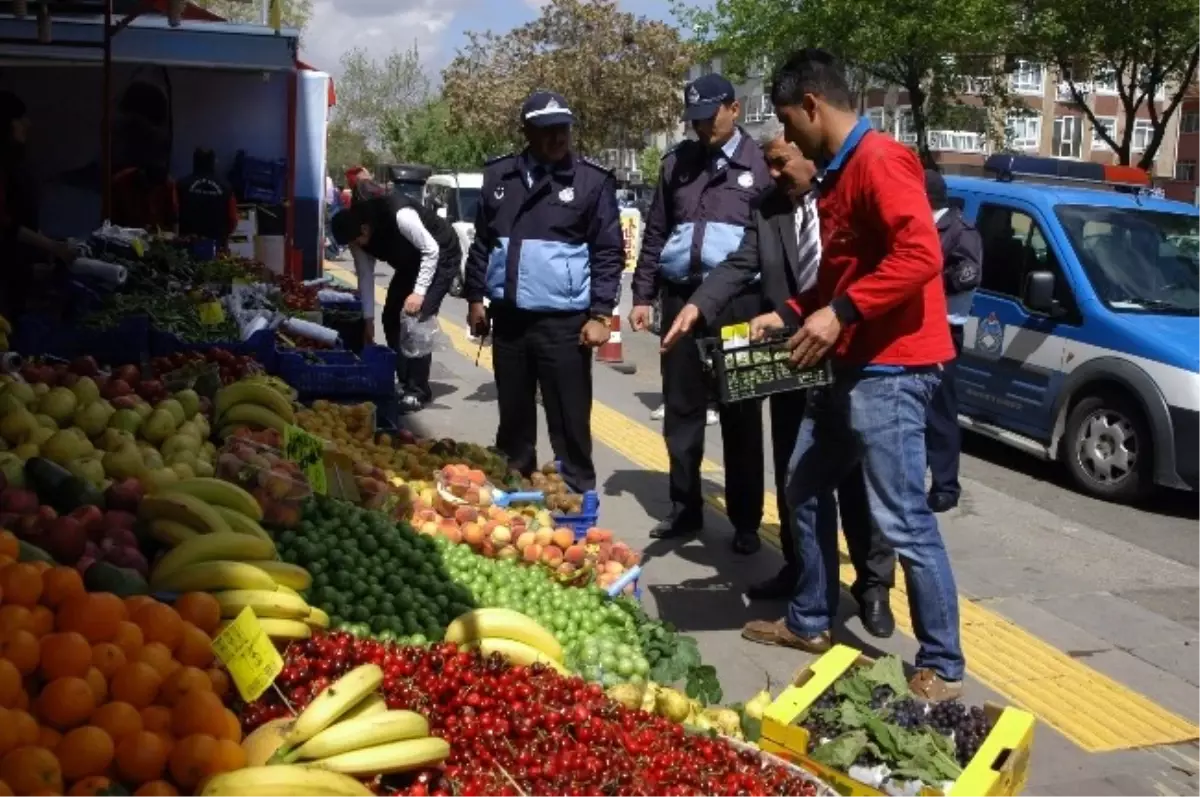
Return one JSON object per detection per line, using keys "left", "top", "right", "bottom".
{"left": 1064, "top": 391, "right": 1152, "bottom": 502}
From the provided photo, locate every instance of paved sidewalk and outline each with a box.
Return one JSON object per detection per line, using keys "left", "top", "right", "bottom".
{"left": 331, "top": 262, "right": 1200, "bottom": 795}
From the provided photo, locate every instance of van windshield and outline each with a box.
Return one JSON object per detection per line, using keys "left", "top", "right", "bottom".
{"left": 456, "top": 188, "right": 482, "bottom": 223}
{"left": 1055, "top": 204, "right": 1199, "bottom": 315}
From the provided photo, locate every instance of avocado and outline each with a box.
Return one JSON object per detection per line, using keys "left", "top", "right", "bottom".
{"left": 83, "top": 562, "right": 149, "bottom": 597}
{"left": 17, "top": 541, "right": 56, "bottom": 565}
{"left": 24, "top": 457, "right": 105, "bottom": 514}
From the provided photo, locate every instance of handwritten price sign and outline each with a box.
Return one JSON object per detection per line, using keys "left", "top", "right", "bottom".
{"left": 211, "top": 607, "right": 283, "bottom": 703}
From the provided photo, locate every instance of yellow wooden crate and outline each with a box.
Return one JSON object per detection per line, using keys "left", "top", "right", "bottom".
{"left": 760, "top": 644, "right": 1036, "bottom": 796}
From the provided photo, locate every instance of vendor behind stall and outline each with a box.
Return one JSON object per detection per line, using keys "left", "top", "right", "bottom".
{"left": 0, "top": 91, "right": 76, "bottom": 319}
{"left": 177, "top": 148, "right": 238, "bottom": 248}
{"left": 111, "top": 119, "right": 177, "bottom": 232}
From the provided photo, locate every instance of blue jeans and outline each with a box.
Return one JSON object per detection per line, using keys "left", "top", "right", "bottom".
{"left": 785, "top": 370, "right": 965, "bottom": 681}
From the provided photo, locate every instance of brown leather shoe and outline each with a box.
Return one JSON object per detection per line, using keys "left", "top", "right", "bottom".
{"left": 741, "top": 619, "right": 832, "bottom": 653}
{"left": 909, "top": 668, "right": 963, "bottom": 702}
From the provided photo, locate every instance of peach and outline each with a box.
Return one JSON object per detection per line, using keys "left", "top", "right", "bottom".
{"left": 491, "top": 526, "right": 512, "bottom": 545}
{"left": 550, "top": 528, "right": 575, "bottom": 550}
{"left": 442, "top": 525, "right": 463, "bottom": 544}
{"left": 585, "top": 527, "right": 613, "bottom": 544}
{"left": 455, "top": 506, "right": 479, "bottom": 525}
{"left": 463, "top": 522, "right": 484, "bottom": 547}
{"left": 604, "top": 560, "right": 624, "bottom": 575}
{"left": 465, "top": 486, "right": 482, "bottom": 505}
{"left": 498, "top": 545, "right": 519, "bottom": 560}
{"left": 541, "top": 545, "right": 564, "bottom": 565}
{"left": 522, "top": 544, "right": 542, "bottom": 563}
{"left": 564, "top": 544, "right": 588, "bottom": 564}
{"left": 467, "top": 469, "right": 487, "bottom": 485}
{"left": 516, "top": 531, "right": 537, "bottom": 550}
{"left": 420, "top": 521, "right": 439, "bottom": 536}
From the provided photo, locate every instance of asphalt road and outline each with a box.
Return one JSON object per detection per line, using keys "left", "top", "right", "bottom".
{"left": 611, "top": 308, "right": 1200, "bottom": 568}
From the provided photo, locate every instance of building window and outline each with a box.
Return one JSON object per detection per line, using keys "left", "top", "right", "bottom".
{"left": 1006, "top": 113, "right": 1041, "bottom": 150}
{"left": 866, "top": 107, "right": 886, "bottom": 132}
{"left": 742, "top": 95, "right": 773, "bottom": 123}
{"left": 895, "top": 108, "right": 917, "bottom": 144}
{"left": 1131, "top": 119, "right": 1155, "bottom": 151}
{"left": 1181, "top": 110, "right": 1200, "bottom": 134}
{"left": 927, "top": 130, "right": 985, "bottom": 153}
{"left": 1090, "top": 116, "right": 1117, "bottom": 149}
{"left": 1053, "top": 116, "right": 1083, "bottom": 158}
{"left": 1092, "top": 66, "right": 1118, "bottom": 94}
{"left": 1010, "top": 60, "right": 1045, "bottom": 94}
{"left": 1175, "top": 160, "right": 1196, "bottom": 182}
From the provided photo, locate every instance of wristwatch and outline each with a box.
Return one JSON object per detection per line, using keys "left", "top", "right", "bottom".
{"left": 590, "top": 315, "right": 612, "bottom": 329}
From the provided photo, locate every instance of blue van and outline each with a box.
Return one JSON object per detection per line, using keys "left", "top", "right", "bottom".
{"left": 946, "top": 155, "right": 1198, "bottom": 502}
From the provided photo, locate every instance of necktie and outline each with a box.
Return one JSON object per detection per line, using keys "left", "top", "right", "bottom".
{"left": 794, "top": 195, "right": 821, "bottom": 293}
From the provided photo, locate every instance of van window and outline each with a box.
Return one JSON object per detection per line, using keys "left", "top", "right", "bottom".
{"left": 976, "top": 204, "right": 1063, "bottom": 302}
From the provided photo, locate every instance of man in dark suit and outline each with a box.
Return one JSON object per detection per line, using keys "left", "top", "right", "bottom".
{"left": 662, "top": 129, "right": 896, "bottom": 638}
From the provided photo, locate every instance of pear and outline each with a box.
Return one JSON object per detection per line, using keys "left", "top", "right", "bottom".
{"left": 41, "top": 429, "right": 85, "bottom": 466}
{"left": 34, "top": 413, "right": 57, "bottom": 430}
{"left": 156, "top": 398, "right": 186, "bottom": 427}
{"left": 102, "top": 443, "right": 146, "bottom": 481}
{"left": 70, "top": 376, "right": 100, "bottom": 407}
{"left": 0, "top": 392, "right": 24, "bottom": 417}
{"left": 108, "top": 409, "right": 143, "bottom": 435}
{"left": 37, "top": 386, "right": 78, "bottom": 425}
{"left": 0, "top": 408, "right": 39, "bottom": 445}
{"left": 74, "top": 401, "right": 114, "bottom": 439}
{"left": 173, "top": 389, "right": 200, "bottom": 419}
{"left": 142, "top": 409, "right": 177, "bottom": 445}
{"left": 2, "top": 381, "right": 35, "bottom": 407}
{"left": 99, "top": 427, "right": 135, "bottom": 452}
{"left": 141, "top": 467, "right": 180, "bottom": 495}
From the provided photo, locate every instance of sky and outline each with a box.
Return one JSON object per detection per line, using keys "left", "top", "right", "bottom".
{"left": 298, "top": 0, "right": 701, "bottom": 80}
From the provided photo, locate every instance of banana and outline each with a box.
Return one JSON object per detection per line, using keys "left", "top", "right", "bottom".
{"left": 466, "top": 637, "right": 570, "bottom": 675}
{"left": 215, "top": 506, "right": 273, "bottom": 541}
{"left": 306, "top": 606, "right": 330, "bottom": 629}
{"left": 215, "top": 381, "right": 296, "bottom": 424}
{"left": 147, "top": 518, "right": 199, "bottom": 547}
{"left": 338, "top": 693, "right": 387, "bottom": 722}
{"left": 217, "top": 403, "right": 291, "bottom": 435}
{"left": 139, "top": 492, "right": 233, "bottom": 538}
{"left": 445, "top": 607, "right": 563, "bottom": 663}
{"left": 309, "top": 736, "right": 451, "bottom": 776}
{"left": 282, "top": 664, "right": 383, "bottom": 747}
{"left": 218, "top": 617, "right": 312, "bottom": 640}
{"left": 167, "top": 477, "right": 264, "bottom": 522}
{"left": 149, "top": 531, "right": 276, "bottom": 585}
{"left": 241, "top": 717, "right": 293, "bottom": 766}
{"left": 252, "top": 560, "right": 313, "bottom": 591}
{"left": 287, "top": 710, "right": 429, "bottom": 762}
{"left": 0, "top": 315, "right": 10, "bottom": 335}
{"left": 213, "top": 589, "right": 311, "bottom": 620}
{"left": 151, "top": 560, "right": 278, "bottom": 593}
{"left": 200, "top": 765, "right": 373, "bottom": 796}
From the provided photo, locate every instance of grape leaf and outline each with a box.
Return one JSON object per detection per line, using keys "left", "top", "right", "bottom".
{"left": 833, "top": 671, "right": 873, "bottom": 705}
{"left": 860, "top": 656, "right": 911, "bottom": 698}
{"left": 811, "top": 730, "right": 869, "bottom": 769}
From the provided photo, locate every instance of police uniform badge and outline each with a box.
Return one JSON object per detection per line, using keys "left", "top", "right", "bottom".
{"left": 686, "top": 85, "right": 700, "bottom": 105}
{"left": 494, "top": 185, "right": 505, "bottom": 201}
{"left": 558, "top": 187, "right": 575, "bottom": 203}
{"left": 975, "top": 312, "right": 1004, "bottom": 357}
{"left": 737, "top": 171, "right": 754, "bottom": 188}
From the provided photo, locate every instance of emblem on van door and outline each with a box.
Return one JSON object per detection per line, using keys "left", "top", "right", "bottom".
{"left": 559, "top": 187, "right": 575, "bottom": 203}
{"left": 976, "top": 312, "right": 1004, "bottom": 357}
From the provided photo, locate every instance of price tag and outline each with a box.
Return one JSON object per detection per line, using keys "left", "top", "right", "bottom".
{"left": 720, "top": 322, "right": 751, "bottom": 350}
{"left": 211, "top": 607, "right": 283, "bottom": 702}
{"left": 198, "top": 301, "right": 226, "bottom": 326}
{"left": 283, "top": 424, "right": 328, "bottom": 495}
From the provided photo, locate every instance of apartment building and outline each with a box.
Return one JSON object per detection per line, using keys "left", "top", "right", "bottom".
{"left": 1162, "top": 83, "right": 1198, "bottom": 203}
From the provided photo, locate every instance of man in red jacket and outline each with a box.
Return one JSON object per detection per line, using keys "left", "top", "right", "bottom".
{"left": 741, "top": 49, "right": 964, "bottom": 702}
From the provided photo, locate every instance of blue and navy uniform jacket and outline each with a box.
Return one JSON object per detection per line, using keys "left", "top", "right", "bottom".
{"left": 463, "top": 150, "right": 624, "bottom": 316}
{"left": 631, "top": 127, "right": 772, "bottom": 304}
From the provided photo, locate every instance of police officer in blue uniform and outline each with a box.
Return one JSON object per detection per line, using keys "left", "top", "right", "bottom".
{"left": 629, "top": 74, "right": 773, "bottom": 552}
{"left": 463, "top": 91, "right": 624, "bottom": 493}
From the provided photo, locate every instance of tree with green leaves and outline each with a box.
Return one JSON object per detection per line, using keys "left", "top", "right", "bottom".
{"left": 334, "top": 46, "right": 430, "bottom": 153}
{"left": 1024, "top": 0, "right": 1198, "bottom": 169}
{"left": 676, "top": 0, "right": 1020, "bottom": 167}
{"left": 442, "top": 0, "right": 694, "bottom": 156}
{"left": 193, "top": 0, "right": 312, "bottom": 30}
{"left": 384, "top": 98, "right": 511, "bottom": 171}
{"left": 638, "top": 145, "right": 663, "bottom": 186}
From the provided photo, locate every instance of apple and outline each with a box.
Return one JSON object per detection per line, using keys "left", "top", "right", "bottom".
{"left": 70, "top": 356, "right": 100, "bottom": 377}
{"left": 104, "top": 478, "right": 144, "bottom": 513}
{"left": 114, "top": 365, "right": 141, "bottom": 387}
{"left": 44, "top": 516, "right": 86, "bottom": 564}
{"left": 68, "top": 505, "right": 104, "bottom": 539}
{"left": 101, "top": 379, "right": 132, "bottom": 400}
{"left": 0, "top": 487, "right": 39, "bottom": 515}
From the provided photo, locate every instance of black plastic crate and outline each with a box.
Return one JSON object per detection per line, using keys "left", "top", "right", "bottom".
{"left": 698, "top": 331, "right": 833, "bottom": 403}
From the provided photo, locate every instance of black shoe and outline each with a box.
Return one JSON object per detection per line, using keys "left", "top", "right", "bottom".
{"left": 650, "top": 513, "right": 702, "bottom": 539}
{"left": 732, "top": 532, "right": 761, "bottom": 555}
{"left": 398, "top": 394, "right": 423, "bottom": 414}
{"left": 858, "top": 595, "right": 895, "bottom": 639}
{"left": 746, "top": 569, "right": 797, "bottom": 601}
{"left": 927, "top": 492, "right": 959, "bottom": 513}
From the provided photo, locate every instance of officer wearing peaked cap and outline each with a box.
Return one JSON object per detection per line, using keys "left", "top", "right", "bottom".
{"left": 463, "top": 90, "right": 624, "bottom": 493}
{"left": 629, "top": 73, "right": 773, "bottom": 552}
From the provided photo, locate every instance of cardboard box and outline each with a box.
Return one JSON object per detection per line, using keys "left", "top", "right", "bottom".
{"left": 760, "top": 645, "right": 1036, "bottom": 797}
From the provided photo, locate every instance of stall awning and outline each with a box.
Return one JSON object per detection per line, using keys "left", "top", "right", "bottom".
{"left": 0, "top": 12, "right": 299, "bottom": 71}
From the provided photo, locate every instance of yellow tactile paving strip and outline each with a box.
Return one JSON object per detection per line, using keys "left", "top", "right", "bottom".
{"left": 327, "top": 263, "right": 1199, "bottom": 752}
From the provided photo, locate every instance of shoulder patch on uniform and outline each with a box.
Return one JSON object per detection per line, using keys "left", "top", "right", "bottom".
{"left": 579, "top": 156, "right": 613, "bottom": 174}
{"left": 485, "top": 152, "right": 516, "bottom": 166}
{"left": 665, "top": 140, "right": 699, "bottom": 159}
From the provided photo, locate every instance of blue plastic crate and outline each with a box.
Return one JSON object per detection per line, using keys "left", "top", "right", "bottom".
{"left": 149, "top": 328, "right": 278, "bottom": 373}
{"left": 555, "top": 490, "right": 600, "bottom": 540}
{"left": 279, "top": 344, "right": 396, "bottom": 398}
{"left": 13, "top": 313, "right": 150, "bottom": 366}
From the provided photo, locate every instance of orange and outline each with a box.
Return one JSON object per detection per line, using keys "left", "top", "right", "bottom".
{"left": 159, "top": 666, "right": 212, "bottom": 707}
{"left": 209, "top": 737, "right": 246, "bottom": 774}
{"left": 173, "top": 593, "right": 220, "bottom": 636}
{"left": 27, "top": 607, "right": 53, "bottom": 638}
{"left": 132, "top": 603, "right": 184, "bottom": 652}
{"left": 38, "top": 632, "right": 92, "bottom": 680}
{"left": 28, "top": 560, "right": 52, "bottom": 574}
{"left": 170, "top": 690, "right": 226, "bottom": 738}
{"left": 167, "top": 733, "right": 217, "bottom": 791}
{"left": 136, "top": 643, "right": 176, "bottom": 679}
{"left": 140, "top": 705, "right": 172, "bottom": 736}
{"left": 35, "top": 676, "right": 96, "bottom": 730}
{"left": 0, "top": 629, "right": 39, "bottom": 675}
{"left": 90, "top": 701, "right": 142, "bottom": 743}
{"left": 35, "top": 727, "right": 60, "bottom": 750}
{"left": 56, "top": 594, "right": 126, "bottom": 644}
{"left": 0, "top": 532, "right": 17, "bottom": 561}
{"left": 0, "top": 607, "right": 31, "bottom": 636}
{"left": 218, "top": 708, "right": 242, "bottom": 743}
{"left": 40, "top": 567, "right": 84, "bottom": 609}
{"left": 134, "top": 781, "right": 179, "bottom": 796}
{"left": 0, "top": 661, "right": 20, "bottom": 708}
{"left": 9, "top": 690, "right": 25, "bottom": 713}
{"left": 9, "top": 710, "right": 36, "bottom": 747}
{"left": 90, "top": 642, "right": 126, "bottom": 678}
{"left": 123, "top": 595, "right": 154, "bottom": 616}
{"left": 84, "top": 667, "right": 108, "bottom": 703}
{"left": 114, "top": 730, "right": 169, "bottom": 786}
{"left": 112, "top": 621, "right": 144, "bottom": 659}
{"left": 0, "top": 564, "right": 41, "bottom": 606}
{"left": 56, "top": 725, "right": 115, "bottom": 780}
{"left": 174, "top": 622, "right": 213, "bottom": 668}
{"left": 0, "top": 710, "right": 16, "bottom": 756}
{"left": 0, "top": 779, "right": 11, "bottom": 796}
{"left": 0, "top": 745, "right": 62, "bottom": 795}
{"left": 205, "top": 668, "right": 230, "bottom": 699}
{"left": 110, "top": 662, "right": 161, "bottom": 709}
{"left": 68, "top": 775, "right": 117, "bottom": 796}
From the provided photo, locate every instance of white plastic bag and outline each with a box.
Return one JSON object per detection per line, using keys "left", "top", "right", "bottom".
{"left": 399, "top": 315, "right": 438, "bottom": 358}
